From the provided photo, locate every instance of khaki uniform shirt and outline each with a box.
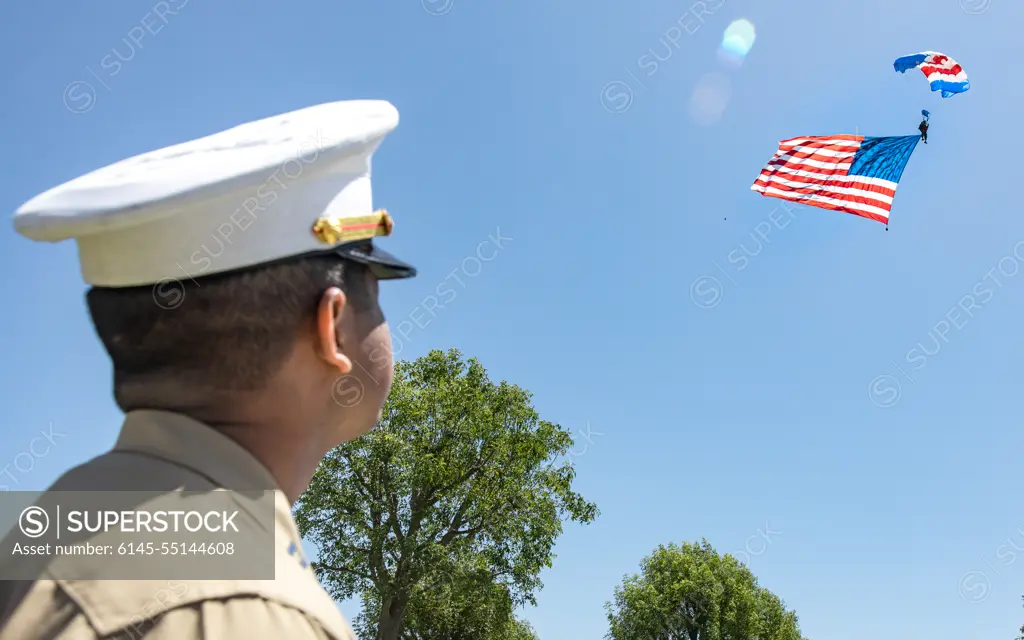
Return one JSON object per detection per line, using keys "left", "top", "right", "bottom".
{"left": 0, "top": 411, "right": 357, "bottom": 639}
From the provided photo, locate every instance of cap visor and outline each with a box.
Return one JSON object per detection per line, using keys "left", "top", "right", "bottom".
{"left": 335, "top": 241, "right": 416, "bottom": 279}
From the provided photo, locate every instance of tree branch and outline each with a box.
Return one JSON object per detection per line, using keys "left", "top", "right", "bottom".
{"left": 387, "top": 489, "right": 405, "bottom": 543}
{"left": 340, "top": 451, "right": 376, "bottom": 503}
{"left": 315, "top": 563, "right": 372, "bottom": 581}
{"left": 332, "top": 542, "right": 371, "bottom": 555}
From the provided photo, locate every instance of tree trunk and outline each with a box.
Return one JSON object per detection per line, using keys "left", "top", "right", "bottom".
{"left": 375, "top": 597, "right": 408, "bottom": 640}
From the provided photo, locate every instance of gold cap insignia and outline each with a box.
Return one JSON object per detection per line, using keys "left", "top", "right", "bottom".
{"left": 312, "top": 209, "right": 393, "bottom": 245}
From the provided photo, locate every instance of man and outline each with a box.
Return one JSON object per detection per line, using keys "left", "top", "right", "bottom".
{"left": 0, "top": 100, "right": 416, "bottom": 638}
{"left": 919, "top": 115, "right": 929, "bottom": 143}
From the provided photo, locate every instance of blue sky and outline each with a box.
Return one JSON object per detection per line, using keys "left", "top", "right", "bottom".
{"left": 1, "top": 0, "right": 1021, "bottom": 637}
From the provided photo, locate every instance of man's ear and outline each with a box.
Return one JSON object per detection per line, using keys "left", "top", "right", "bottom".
{"left": 316, "top": 287, "right": 352, "bottom": 374}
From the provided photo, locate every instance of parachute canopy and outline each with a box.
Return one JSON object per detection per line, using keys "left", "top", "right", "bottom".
{"left": 893, "top": 51, "right": 969, "bottom": 98}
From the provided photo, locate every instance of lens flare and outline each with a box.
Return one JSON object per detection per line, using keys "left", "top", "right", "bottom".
{"left": 689, "top": 73, "right": 731, "bottom": 126}
{"left": 719, "top": 18, "right": 755, "bottom": 66}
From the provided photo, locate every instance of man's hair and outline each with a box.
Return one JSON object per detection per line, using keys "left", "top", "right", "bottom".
{"left": 86, "top": 254, "right": 374, "bottom": 410}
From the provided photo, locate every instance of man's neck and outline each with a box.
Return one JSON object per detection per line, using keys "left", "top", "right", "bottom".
{"left": 211, "top": 422, "right": 326, "bottom": 504}
{"left": 176, "top": 392, "right": 330, "bottom": 504}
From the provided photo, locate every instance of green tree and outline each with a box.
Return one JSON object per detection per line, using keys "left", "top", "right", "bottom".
{"left": 295, "top": 349, "right": 597, "bottom": 640}
{"left": 605, "top": 539, "right": 805, "bottom": 640}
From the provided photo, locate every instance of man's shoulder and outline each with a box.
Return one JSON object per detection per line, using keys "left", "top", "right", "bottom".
{"left": 46, "top": 449, "right": 216, "bottom": 493}
{"left": 1, "top": 577, "right": 355, "bottom": 639}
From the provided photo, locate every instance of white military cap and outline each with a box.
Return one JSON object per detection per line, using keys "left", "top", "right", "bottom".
{"left": 13, "top": 100, "right": 416, "bottom": 287}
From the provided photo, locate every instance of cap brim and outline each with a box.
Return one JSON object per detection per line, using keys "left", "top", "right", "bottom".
{"left": 335, "top": 241, "right": 416, "bottom": 280}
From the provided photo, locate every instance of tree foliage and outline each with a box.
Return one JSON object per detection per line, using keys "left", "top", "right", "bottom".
{"left": 294, "top": 349, "right": 597, "bottom": 640}
{"left": 352, "top": 550, "right": 538, "bottom": 639}
{"left": 605, "top": 539, "right": 805, "bottom": 640}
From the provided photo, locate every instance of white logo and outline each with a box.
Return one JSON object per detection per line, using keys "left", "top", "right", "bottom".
{"left": 19, "top": 506, "right": 49, "bottom": 538}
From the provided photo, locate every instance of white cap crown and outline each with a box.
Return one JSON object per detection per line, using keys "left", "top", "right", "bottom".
{"left": 14, "top": 100, "right": 401, "bottom": 287}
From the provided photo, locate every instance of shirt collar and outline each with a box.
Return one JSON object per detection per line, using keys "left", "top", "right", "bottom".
{"left": 114, "top": 410, "right": 280, "bottom": 490}
{"left": 112, "top": 410, "right": 302, "bottom": 541}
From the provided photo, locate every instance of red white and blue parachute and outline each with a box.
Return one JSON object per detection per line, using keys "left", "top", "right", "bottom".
{"left": 893, "top": 51, "right": 969, "bottom": 98}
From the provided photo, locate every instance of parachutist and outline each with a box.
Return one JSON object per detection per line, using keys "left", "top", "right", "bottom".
{"left": 918, "top": 116, "right": 928, "bottom": 144}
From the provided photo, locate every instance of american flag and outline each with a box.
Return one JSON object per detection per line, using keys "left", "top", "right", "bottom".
{"left": 750, "top": 134, "right": 920, "bottom": 225}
